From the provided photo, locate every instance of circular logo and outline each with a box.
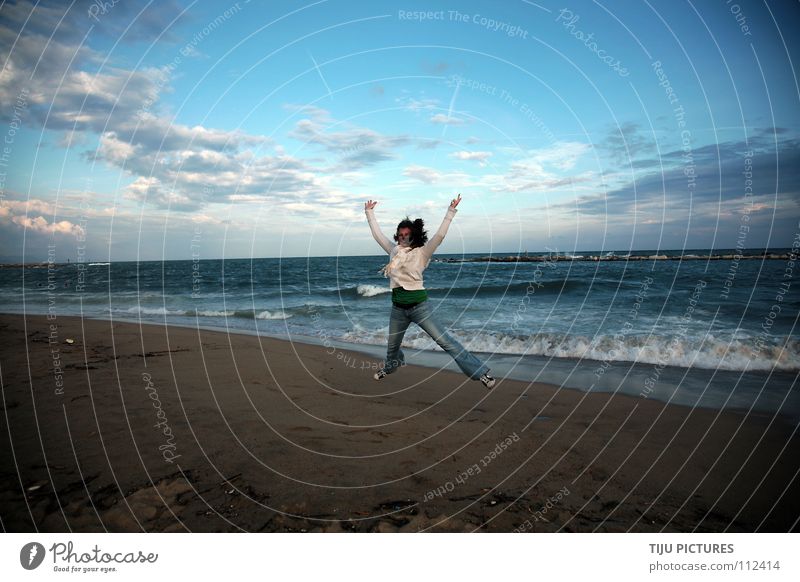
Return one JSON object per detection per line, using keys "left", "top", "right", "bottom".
{"left": 20, "top": 542, "right": 46, "bottom": 570}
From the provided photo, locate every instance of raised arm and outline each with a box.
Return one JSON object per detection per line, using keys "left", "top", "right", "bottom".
{"left": 364, "top": 199, "right": 393, "bottom": 254}
{"left": 421, "top": 193, "right": 461, "bottom": 259}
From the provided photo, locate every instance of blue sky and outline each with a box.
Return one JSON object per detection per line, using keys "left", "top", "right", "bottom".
{"left": 1, "top": 0, "right": 798, "bottom": 261}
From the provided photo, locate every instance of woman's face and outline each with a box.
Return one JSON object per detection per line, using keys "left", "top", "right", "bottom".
{"left": 397, "top": 227, "right": 412, "bottom": 246}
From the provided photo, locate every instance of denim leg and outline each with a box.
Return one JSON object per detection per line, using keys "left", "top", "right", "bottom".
{"left": 410, "top": 301, "right": 489, "bottom": 380}
{"left": 384, "top": 304, "right": 411, "bottom": 374}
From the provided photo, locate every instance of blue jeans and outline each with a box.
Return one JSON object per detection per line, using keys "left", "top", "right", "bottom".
{"left": 383, "top": 300, "right": 490, "bottom": 380}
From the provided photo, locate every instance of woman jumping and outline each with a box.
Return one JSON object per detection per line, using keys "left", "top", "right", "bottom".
{"left": 364, "top": 194, "right": 496, "bottom": 389}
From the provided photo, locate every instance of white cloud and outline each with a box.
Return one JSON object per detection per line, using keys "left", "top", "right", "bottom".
{"left": 528, "top": 142, "right": 592, "bottom": 171}
{"left": 0, "top": 202, "right": 84, "bottom": 236}
{"left": 481, "top": 142, "right": 592, "bottom": 193}
{"left": 282, "top": 103, "right": 331, "bottom": 122}
{"left": 430, "top": 113, "right": 466, "bottom": 125}
{"left": 289, "top": 116, "right": 411, "bottom": 171}
{"left": 395, "top": 95, "right": 439, "bottom": 112}
{"left": 0, "top": 6, "right": 304, "bottom": 211}
{"left": 450, "top": 151, "right": 493, "bottom": 166}
{"left": 403, "top": 165, "right": 442, "bottom": 184}
{"left": 0, "top": 198, "right": 57, "bottom": 215}
{"left": 13, "top": 215, "right": 83, "bottom": 236}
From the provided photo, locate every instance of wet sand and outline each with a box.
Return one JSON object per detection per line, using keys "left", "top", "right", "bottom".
{"left": 0, "top": 313, "right": 798, "bottom": 532}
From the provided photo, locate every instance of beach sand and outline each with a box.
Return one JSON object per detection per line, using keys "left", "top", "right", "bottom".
{"left": 1, "top": 313, "right": 797, "bottom": 533}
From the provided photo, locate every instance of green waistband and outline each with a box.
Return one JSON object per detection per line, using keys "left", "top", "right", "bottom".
{"left": 392, "top": 287, "right": 428, "bottom": 304}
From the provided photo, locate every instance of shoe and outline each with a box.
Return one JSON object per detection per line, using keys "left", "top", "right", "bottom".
{"left": 374, "top": 369, "right": 388, "bottom": 380}
{"left": 480, "top": 372, "right": 496, "bottom": 389}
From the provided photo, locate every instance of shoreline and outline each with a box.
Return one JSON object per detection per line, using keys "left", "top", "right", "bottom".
{"left": 1, "top": 312, "right": 798, "bottom": 532}
{"left": 3, "top": 309, "right": 796, "bottom": 423}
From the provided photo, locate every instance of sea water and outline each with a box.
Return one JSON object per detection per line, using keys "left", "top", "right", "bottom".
{"left": 2, "top": 250, "right": 797, "bottom": 420}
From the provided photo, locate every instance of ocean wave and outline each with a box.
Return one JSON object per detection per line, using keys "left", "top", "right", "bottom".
{"left": 512, "top": 332, "right": 799, "bottom": 372}
{"left": 121, "top": 306, "right": 185, "bottom": 316}
{"left": 356, "top": 284, "right": 392, "bottom": 297}
{"left": 443, "top": 280, "right": 584, "bottom": 297}
{"left": 339, "top": 327, "right": 799, "bottom": 372}
{"left": 255, "top": 309, "right": 293, "bottom": 320}
{"left": 317, "top": 279, "right": 600, "bottom": 300}
{"left": 110, "top": 306, "right": 294, "bottom": 320}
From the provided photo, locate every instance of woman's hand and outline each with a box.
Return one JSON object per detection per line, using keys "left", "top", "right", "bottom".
{"left": 365, "top": 199, "right": 378, "bottom": 211}
{"left": 449, "top": 193, "right": 462, "bottom": 210}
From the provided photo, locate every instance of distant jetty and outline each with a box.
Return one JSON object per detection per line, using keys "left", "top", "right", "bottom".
{"left": 435, "top": 251, "right": 793, "bottom": 263}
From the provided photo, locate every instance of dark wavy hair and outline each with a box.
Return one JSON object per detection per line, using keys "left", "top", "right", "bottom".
{"left": 394, "top": 216, "right": 428, "bottom": 248}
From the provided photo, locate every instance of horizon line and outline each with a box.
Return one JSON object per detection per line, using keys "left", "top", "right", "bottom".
{"left": 2, "top": 246, "right": 795, "bottom": 265}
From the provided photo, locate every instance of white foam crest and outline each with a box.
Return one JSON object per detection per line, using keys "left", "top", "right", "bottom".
{"left": 256, "top": 309, "right": 292, "bottom": 320}
{"left": 196, "top": 310, "right": 235, "bottom": 317}
{"left": 123, "top": 306, "right": 185, "bottom": 316}
{"left": 340, "top": 326, "right": 798, "bottom": 372}
{"left": 357, "top": 284, "right": 391, "bottom": 297}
